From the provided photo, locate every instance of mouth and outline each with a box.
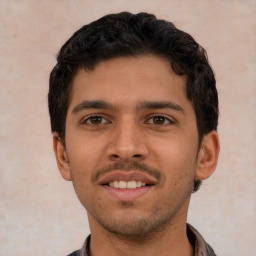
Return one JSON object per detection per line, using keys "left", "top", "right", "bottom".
{"left": 98, "top": 171, "right": 157, "bottom": 201}
{"left": 108, "top": 180, "right": 147, "bottom": 189}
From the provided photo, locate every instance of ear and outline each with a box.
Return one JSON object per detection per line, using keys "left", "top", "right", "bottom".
{"left": 196, "top": 131, "right": 220, "bottom": 180}
{"left": 53, "top": 133, "right": 72, "bottom": 181}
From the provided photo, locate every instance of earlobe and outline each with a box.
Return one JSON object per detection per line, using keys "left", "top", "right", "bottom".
{"left": 195, "top": 131, "right": 220, "bottom": 180}
{"left": 53, "top": 133, "right": 72, "bottom": 181}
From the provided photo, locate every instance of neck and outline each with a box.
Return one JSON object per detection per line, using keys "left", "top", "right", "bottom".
{"left": 88, "top": 204, "right": 194, "bottom": 256}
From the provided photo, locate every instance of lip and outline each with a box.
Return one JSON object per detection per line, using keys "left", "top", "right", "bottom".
{"left": 98, "top": 171, "right": 157, "bottom": 201}
{"left": 97, "top": 171, "right": 158, "bottom": 185}
{"left": 103, "top": 185, "right": 153, "bottom": 201}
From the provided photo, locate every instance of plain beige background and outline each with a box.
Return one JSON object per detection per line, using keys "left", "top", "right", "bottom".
{"left": 0, "top": 1, "right": 255, "bottom": 255}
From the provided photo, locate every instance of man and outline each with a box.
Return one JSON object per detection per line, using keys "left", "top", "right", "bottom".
{"left": 48, "top": 12, "right": 220, "bottom": 256}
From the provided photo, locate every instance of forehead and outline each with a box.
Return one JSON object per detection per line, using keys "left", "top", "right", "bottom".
{"left": 68, "top": 55, "right": 189, "bottom": 112}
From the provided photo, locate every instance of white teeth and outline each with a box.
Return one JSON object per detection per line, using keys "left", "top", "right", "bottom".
{"left": 119, "top": 181, "right": 127, "bottom": 189}
{"left": 136, "top": 181, "right": 142, "bottom": 187}
{"left": 113, "top": 180, "right": 119, "bottom": 188}
{"left": 127, "top": 181, "right": 136, "bottom": 189}
{"left": 108, "top": 180, "right": 147, "bottom": 189}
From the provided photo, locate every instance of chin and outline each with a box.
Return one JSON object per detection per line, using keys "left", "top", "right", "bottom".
{"left": 104, "top": 219, "right": 152, "bottom": 236}
{"left": 92, "top": 207, "right": 175, "bottom": 237}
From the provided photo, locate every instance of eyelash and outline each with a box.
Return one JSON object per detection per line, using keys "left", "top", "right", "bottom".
{"left": 82, "top": 115, "right": 174, "bottom": 126}
{"left": 83, "top": 115, "right": 109, "bottom": 125}
{"left": 146, "top": 115, "right": 174, "bottom": 125}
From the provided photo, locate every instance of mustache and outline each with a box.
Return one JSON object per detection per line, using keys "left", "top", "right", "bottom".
{"left": 92, "top": 161, "right": 161, "bottom": 183}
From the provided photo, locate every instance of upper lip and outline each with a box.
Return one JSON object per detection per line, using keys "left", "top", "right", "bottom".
{"left": 98, "top": 171, "right": 158, "bottom": 185}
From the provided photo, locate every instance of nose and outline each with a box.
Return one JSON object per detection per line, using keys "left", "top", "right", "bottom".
{"left": 106, "top": 118, "right": 149, "bottom": 162}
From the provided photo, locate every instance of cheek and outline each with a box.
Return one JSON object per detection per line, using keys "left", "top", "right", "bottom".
{"left": 150, "top": 134, "right": 198, "bottom": 180}
{"left": 158, "top": 141, "right": 197, "bottom": 205}
{"left": 67, "top": 132, "right": 105, "bottom": 170}
{"left": 65, "top": 136, "right": 105, "bottom": 197}
{"left": 154, "top": 131, "right": 198, "bottom": 157}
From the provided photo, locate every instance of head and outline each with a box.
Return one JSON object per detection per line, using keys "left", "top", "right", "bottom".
{"left": 48, "top": 12, "right": 218, "bottom": 192}
{"left": 49, "top": 13, "right": 220, "bottom": 237}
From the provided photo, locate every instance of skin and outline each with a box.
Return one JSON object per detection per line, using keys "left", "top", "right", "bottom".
{"left": 54, "top": 55, "right": 220, "bottom": 256}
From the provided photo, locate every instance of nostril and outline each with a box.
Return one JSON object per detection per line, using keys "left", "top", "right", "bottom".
{"left": 133, "top": 154, "right": 142, "bottom": 158}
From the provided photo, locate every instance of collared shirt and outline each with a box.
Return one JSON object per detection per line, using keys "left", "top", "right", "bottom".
{"left": 67, "top": 224, "right": 216, "bottom": 256}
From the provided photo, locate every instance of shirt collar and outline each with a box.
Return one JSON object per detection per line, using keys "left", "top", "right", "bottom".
{"left": 73, "top": 224, "right": 216, "bottom": 256}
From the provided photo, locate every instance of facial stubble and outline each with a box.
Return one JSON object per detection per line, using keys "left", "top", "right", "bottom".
{"left": 83, "top": 160, "right": 196, "bottom": 238}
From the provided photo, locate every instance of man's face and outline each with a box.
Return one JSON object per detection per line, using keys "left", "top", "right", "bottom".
{"left": 59, "top": 55, "right": 201, "bottom": 236}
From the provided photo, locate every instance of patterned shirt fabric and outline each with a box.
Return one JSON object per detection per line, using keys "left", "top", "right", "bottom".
{"left": 67, "top": 224, "right": 216, "bottom": 256}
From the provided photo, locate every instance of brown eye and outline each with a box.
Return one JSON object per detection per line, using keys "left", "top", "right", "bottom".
{"left": 85, "top": 116, "right": 107, "bottom": 125}
{"left": 152, "top": 116, "right": 166, "bottom": 125}
{"left": 146, "top": 115, "right": 173, "bottom": 125}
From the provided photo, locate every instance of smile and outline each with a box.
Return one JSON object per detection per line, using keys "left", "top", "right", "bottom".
{"left": 108, "top": 180, "right": 147, "bottom": 189}
{"left": 97, "top": 171, "right": 157, "bottom": 201}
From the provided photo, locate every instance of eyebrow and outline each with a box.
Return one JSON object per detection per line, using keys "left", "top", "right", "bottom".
{"left": 136, "top": 101, "right": 185, "bottom": 114}
{"left": 72, "top": 100, "right": 115, "bottom": 114}
{"left": 71, "top": 100, "right": 185, "bottom": 115}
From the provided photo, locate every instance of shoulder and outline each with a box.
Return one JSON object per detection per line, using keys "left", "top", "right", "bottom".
{"left": 67, "top": 235, "right": 91, "bottom": 256}
{"left": 187, "top": 224, "right": 217, "bottom": 256}
{"left": 67, "top": 250, "right": 81, "bottom": 256}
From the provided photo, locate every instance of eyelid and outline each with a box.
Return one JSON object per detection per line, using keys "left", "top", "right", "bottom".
{"left": 145, "top": 114, "right": 175, "bottom": 125}
{"left": 81, "top": 114, "right": 111, "bottom": 125}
